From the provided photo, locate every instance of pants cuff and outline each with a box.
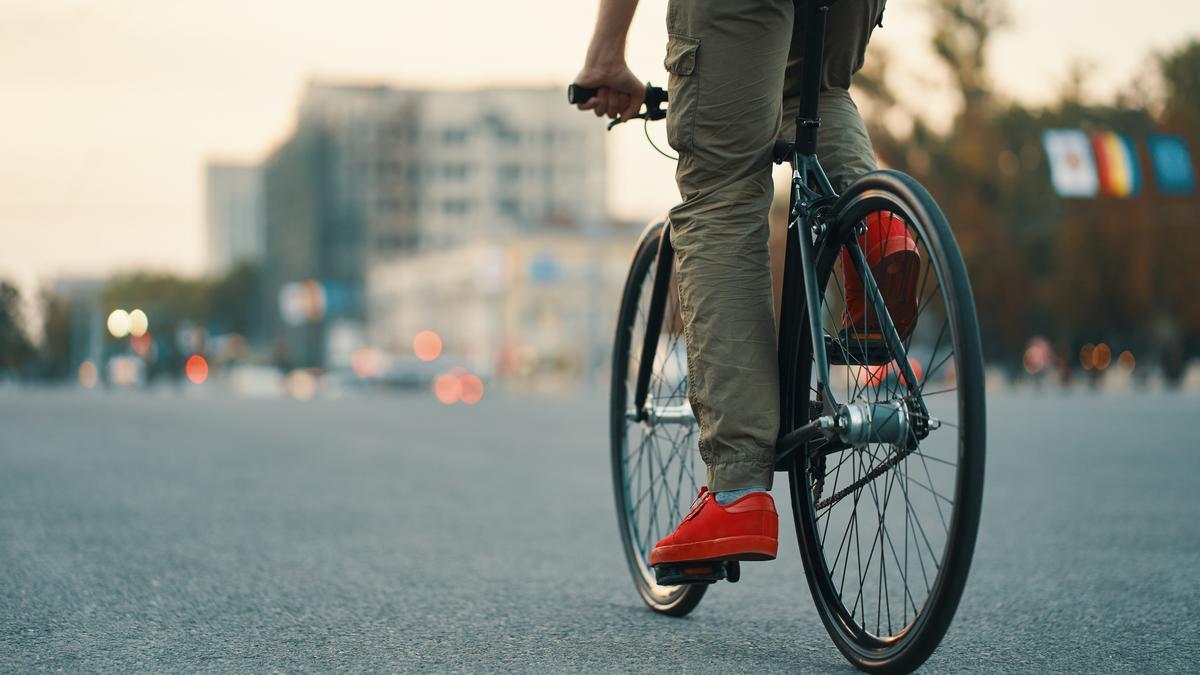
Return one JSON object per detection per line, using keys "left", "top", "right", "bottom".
{"left": 707, "top": 460, "right": 773, "bottom": 493}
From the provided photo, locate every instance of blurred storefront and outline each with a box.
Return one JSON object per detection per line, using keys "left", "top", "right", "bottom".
{"left": 367, "top": 231, "right": 635, "bottom": 392}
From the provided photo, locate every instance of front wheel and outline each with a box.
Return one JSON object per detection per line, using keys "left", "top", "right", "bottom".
{"left": 787, "top": 171, "right": 986, "bottom": 672}
{"left": 610, "top": 220, "right": 707, "bottom": 616}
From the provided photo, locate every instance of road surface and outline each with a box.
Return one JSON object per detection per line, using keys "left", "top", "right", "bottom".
{"left": 2, "top": 387, "right": 1198, "bottom": 671}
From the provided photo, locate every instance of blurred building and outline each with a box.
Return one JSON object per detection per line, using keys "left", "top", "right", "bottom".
{"left": 205, "top": 162, "right": 264, "bottom": 274}
{"left": 260, "top": 81, "right": 607, "bottom": 368}
{"left": 367, "top": 230, "right": 634, "bottom": 390}
{"left": 50, "top": 277, "right": 106, "bottom": 375}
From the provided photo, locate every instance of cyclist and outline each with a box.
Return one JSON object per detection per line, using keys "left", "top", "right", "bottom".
{"left": 574, "top": 0, "right": 918, "bottom": 568}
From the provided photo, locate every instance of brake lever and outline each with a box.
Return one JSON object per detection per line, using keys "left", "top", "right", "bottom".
{"left": 607, "top": 113, "right": 646, "bottom": 131}
{"left": 604, "top": 84, "right": 669, "bottom": 131}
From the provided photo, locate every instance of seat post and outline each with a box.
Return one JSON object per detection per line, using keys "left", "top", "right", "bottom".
{"left": 794, "top": 1, "right": 830, "bottom": 156}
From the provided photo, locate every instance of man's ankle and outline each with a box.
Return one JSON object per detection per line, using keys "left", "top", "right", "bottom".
{"left": 713, "top": 486, "right": 767, "bottom": 505}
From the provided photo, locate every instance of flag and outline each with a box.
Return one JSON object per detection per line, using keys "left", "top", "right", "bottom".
{"left": 1090, "top": 132, "right": 1141, "bottom": 197}
{"left": 1042, "top": 129, "right": 1098, "bottom": 198}
{"left": 1146, "top": 134, "right": 1196, "bottom": 196}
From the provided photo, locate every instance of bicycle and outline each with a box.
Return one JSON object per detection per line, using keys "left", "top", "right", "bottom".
{"left": 570, "top": 1, "right": 985, "bottom": 672}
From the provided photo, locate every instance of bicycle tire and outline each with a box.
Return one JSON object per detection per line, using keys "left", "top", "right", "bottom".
{"left": 610, "top": 220, "right": 707, "bottom": 617}
{"left": 786, "top": 170, "right": 986, "bottom": 672}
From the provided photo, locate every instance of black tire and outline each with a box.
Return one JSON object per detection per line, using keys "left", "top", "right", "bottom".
{"left": 786, "top": 171, "right": 986, "bottom": 672}
{"left": 610, "top": 220, "right": 707, "bottom": 617}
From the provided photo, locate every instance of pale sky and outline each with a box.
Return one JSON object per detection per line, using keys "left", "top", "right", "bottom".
{"left": 1, "top": 0, "right": 1197, "bottom": 296}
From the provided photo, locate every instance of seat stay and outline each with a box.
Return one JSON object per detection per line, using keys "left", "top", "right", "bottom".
{"left": 632, "top": 223, "right": 677, "bottom": 418}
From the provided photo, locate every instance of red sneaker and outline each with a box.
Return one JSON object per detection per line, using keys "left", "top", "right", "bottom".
{"left": 649, "top": 487, "right": 778, "bottom": 566}
{"left": 841, "top": 211, "right": 921, "bottom": 341}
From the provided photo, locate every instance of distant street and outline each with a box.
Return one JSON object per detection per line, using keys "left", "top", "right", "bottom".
{"left": 2, "top": 387, "right": 1198, "bottom": 672}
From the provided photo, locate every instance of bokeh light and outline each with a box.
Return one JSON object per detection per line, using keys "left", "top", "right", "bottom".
{"left": 107, "top": 309, "right": 131, "bottom": 338}
{"left": 858, "top": 358, "right": 922, "bottom": 388}
{"left": 1117, "top": 350, "right": 1136, "bottom": 373}
{"left": 286, "top": 369, "right": 318, "bottom": 400}
{"left": 1023, "top": 337, "right": 1052, "bottom": 374}
{"left": 128, "top": 309, "right": 149, "bottom": 337}
{"left": 131, "top": 332, "right": 152, "bottom": 356}
{"left": 1079, "top": 343, "right": 1096, "bottom": 370}
{"left": 185, "top": 354, "right": 209, "bottom": 384}
{"left": 433, "top": 372, "right": 462, "bottom": 404}
{"left": 109, "top": 357, "right": 139, "bottom": 386}
{"left": 413, "top": 330, "right": 443, "bottom": 362}
{"left": 78, "top": 361, "right": 98, "bottom": 389}
{"left": 459, "top": 374, "right": 484, "bottom": 405}
{"left": 1092, "top": 343, "right": 1112, "bottom": 370}
{"left": 351, "top": 348, "right": 385, "bottom": 379}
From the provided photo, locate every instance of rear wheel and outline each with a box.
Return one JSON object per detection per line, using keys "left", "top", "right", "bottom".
{"left": 787, "top": 171, "right": 986, "bottom": 672}
{"left": 610, "top": 221, "right": 706, "bottom": 617}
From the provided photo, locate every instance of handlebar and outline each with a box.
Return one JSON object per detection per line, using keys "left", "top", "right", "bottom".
{"left": 567, "top": 83, "right": 669, "bottom": 129}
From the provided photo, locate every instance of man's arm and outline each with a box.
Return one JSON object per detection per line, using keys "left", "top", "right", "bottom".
{"left": 574, "top": 0, "right": 645, "bottom": 121}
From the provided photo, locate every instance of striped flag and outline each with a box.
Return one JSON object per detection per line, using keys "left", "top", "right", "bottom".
{"left": 1042, "top": 129, "right": 1098, "bottom": 198}
{"left": 1090, "top": 132, "right": 1141, "bottom": 197}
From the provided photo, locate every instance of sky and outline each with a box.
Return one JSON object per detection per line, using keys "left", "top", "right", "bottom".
{"left": 1, "top": 0, "right": 1197, "bottom": 296}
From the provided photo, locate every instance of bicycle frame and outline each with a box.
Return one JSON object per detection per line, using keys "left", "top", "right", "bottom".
{"left": 630, "top": 0, "right": 922, "bottom": 463}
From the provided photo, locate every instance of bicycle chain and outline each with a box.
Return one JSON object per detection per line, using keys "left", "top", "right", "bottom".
{"left": 813, "top": 443, "right": 917, "bottom": 510}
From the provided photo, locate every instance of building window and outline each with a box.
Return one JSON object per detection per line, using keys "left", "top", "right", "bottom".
{"left": 497, "top": 164, "right": 521, "bottom": 182}
{"left": 495, "top": 128, "right": 520, "bottom": 145}
{"left": 443, "top": 164, "right": 470, "bottom": 180}
{"left": 443, "top": 199, "right": 470, "bottom": 216}
{"left": 442, "top": 128, "right": 469, "bottom": 144}
{"left": 498, "top": 198, "right": 520, "bottom": 219}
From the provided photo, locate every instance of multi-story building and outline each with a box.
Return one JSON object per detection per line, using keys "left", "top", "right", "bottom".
{"left": 259, "top": 81, "right": 608, "bottom": 368}
{"left": 205, "top": 162, "right": 264, "bottom": 275}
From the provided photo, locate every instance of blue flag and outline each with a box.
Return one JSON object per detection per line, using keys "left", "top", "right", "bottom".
{"left": 1146, "top": 134, "right": 1196, "bottom": 196}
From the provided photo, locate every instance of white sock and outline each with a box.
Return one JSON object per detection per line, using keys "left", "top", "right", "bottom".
{"left": 714, "top": 487, "right": 767, "bottom": 505}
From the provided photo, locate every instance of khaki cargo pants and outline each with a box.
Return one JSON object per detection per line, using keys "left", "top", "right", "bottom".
{"left": 666, "top": 0, "right": 885, "bottom": 491}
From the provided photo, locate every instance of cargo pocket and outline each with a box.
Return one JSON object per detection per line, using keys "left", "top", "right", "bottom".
{"left": 663, "top": 34, "right": 700, "bottom": 154}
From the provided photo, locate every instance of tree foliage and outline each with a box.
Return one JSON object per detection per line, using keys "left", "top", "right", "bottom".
{"left": 857, "top": 1, "right": 1200, "bottom": 380}
{"left": 0, "top": 282, "right": 35, "bottom": 374}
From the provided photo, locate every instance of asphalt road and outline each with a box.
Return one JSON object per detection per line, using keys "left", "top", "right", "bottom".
{"left": 2, "top": 387, "right": 1198, "bottom": 672}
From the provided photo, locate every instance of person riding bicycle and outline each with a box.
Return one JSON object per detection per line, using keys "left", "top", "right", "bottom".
{"left": 574, "top": 0, "right": 920, "bottom": 569}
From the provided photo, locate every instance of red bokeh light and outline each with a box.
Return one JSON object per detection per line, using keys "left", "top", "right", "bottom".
{"left": 413, "top": 330, "right": 443, "bottom": 362}
{"left": 459, "top": 374, "right": 484, "bottom": 404}
{"left": 433, "top": 372, "right": 461, "bottom": 404}
{"left": 131, "top": 332, "right": 152, "bottom": 356}
{"left": 185, "top": 354, "right": 209, "bottom": 384}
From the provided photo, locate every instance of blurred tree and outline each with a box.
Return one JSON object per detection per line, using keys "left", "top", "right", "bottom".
{"left": 1159, "top": 40, "right": 1200, "bottom": 124}
{"left": 928, "top": 0, "right": 1011, "bottom": 112}
{"left": 208, "top": 262, "right": 260, "bottom": 337}
{"left": 856, "top": 2, "right": 1200, "bottom": 379}
{"left": 38, "top": 288, "right": 72, "bottom": 380}
{"left": 1150, "top": 40, "right": 1200, "bottom": 380}
{"left": 0, "top": 282, "right": 35, "bottom": 375}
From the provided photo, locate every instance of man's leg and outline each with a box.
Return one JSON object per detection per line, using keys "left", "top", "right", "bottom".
{"left": 780, "top": 2, "right": 921, "bottom": 350}
{"left": 782, "top": 0, "right": 886, "bottom": 190}
{"left": 665, "top": 0, "right": 793, "bottom": 492}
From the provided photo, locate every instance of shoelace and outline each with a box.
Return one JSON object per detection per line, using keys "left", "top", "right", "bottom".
{"left": 683, "top": 487, "right": 710, "bottom": 521}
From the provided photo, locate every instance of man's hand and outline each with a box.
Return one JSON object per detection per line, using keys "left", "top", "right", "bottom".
{"left": 574, "top": 0, "right": 644, "bottom": 122}
{"left": 574, "top": 61, "right": 645, "bottom": 121}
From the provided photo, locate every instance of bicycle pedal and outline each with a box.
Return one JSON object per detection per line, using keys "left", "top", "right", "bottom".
{"left": 826, "top": 332, "right": 893, "bottom": 366}
{"left": 653, "top": 560, "right": 740, "bottom": 586}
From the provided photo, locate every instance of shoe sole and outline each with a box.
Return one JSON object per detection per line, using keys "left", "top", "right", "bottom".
{"left": 649, "top": 535, "right": 778, "bottom": 566}
{"left": 874, "top": 244, "right": 921, "bottom": 336}
{"left": 845, "top": 243, "right": 921, "bottom": 340}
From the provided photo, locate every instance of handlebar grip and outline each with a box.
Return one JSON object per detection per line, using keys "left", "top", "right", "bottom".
{"left": 567, "top": 84, "right": 599, "bottom": 105}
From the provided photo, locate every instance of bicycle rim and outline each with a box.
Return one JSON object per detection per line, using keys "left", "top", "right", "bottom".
{"left": 610, "top": 222, "right": 707, "bottom": 616}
